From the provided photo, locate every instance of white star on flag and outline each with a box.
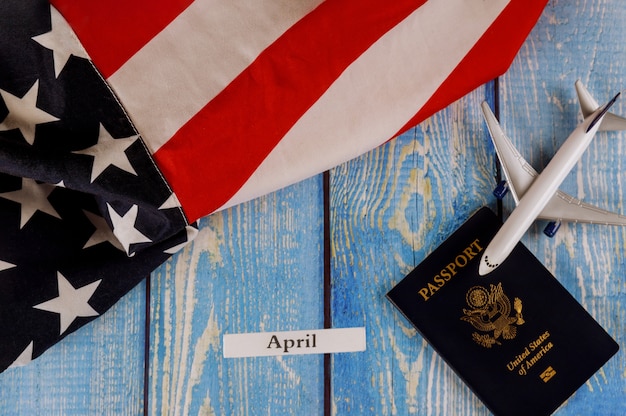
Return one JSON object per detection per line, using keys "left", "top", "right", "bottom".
{"left": 73, "top": 123, "right": 139, "bottom": 183}
{"left": 8, "top": 341, "right": 34, "bottom": 368}
{"left": 82, "top": 210, "right": 125, "bottom": 252}
{"left": 164, "top": 226, "right": 199, "bottom": 254}
{"left": 0, "top": 260, "right": 16, "bottom": 272}
{"left": 0, "top": 178, "right": 61, "bottom": 228}
{"left": 107, "top": 204, "right": 152, "bottom": 255}
{"left": 31, "top": 6, "right": 90, "bottom": 77}
{"left": 159, "top": 193, "right": 182, "bottom": 210}
{"left": 33, "top": 272, "right": 102, "bottom": 335}
{"left": 0, "top": 80, "right": 59, "bottom": 145}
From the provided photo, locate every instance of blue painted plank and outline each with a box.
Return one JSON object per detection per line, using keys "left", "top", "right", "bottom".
{"left": 3, "top": 2, "right": 625, "bottom": 415}
{"left": 329, "top": 86, "right": 497, "bottom": 415}
{"left": 0, "top": 281, "right": 146, "bottom": 415}
{"left": 330, "top": 1, "right": 625, "bottom": 415}
{"left": 147, "top": 176, "right": 325, "bottom": 415}
{"left": 499, "top": 1, "right": 626, "bottom": 414}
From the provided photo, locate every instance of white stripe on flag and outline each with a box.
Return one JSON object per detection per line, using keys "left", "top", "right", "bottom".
{"left": 108, "top": 0, "right": 323, "bottom": 153}
{"left": 219, "top": 0, "right": 510, "bottom": 210}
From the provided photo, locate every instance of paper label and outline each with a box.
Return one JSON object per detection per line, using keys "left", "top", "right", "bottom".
{"left": 223, "top": 327, "right": 366, "bottom": 358}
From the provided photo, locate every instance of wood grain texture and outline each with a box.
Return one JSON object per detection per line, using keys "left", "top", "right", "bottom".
{"left": 0, "top": 281, "right": 146, "bottom": 415}
{"left": 329, "top": 86, "right": 497, "bottom": 416}
{"left": 1, "top": 1, "right": 625, "bottom": 415}
{"left": 329, "top": 1, "right": 625, "bottom": 415}
{"left": 499, "top": 1, "right": 626, "bottom": 414}
{"left": 147, "top": 177, "right": 325, "bottom": 415}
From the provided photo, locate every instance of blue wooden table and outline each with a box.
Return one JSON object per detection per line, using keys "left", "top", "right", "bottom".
{"left": 1, "top": 1, "right": 624, "bottom": 414}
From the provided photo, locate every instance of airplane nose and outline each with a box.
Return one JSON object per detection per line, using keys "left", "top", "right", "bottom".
{"left": 478, "top": 253, "right": 498, "bottom": 276}
{"left": 478, "top": 258, "right": 490, "bottom": 276}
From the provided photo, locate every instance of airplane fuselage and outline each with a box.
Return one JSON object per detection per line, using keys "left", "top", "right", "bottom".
{"left": 479, "top": 119, "right": 602, "bottom": 275}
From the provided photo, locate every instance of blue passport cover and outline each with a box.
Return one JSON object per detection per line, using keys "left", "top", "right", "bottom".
{"left": 386, "top": 207, "right": 618, "bottom": 416}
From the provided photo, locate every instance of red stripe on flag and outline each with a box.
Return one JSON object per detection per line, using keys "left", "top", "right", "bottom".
{"left": 50, "top": 0, "right": 193, "bottom": 78}
{"left": 154, "top": 0, "right": 427, "bottom": 222}
{"left": 395, "top": 0, "right": 548, "bottom": 136}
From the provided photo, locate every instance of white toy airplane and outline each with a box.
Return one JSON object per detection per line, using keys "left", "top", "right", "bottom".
{"left": 479, "top": 81, "right": 626, "bottom": 276}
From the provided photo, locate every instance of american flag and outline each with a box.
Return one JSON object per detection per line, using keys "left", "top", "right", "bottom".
{"left": 0, "top": 0, "right": 547, "bottom": 372}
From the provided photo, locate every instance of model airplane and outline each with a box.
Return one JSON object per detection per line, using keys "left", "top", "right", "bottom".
{"left": 479, "top": 81, "right": 626, "bottom": 276}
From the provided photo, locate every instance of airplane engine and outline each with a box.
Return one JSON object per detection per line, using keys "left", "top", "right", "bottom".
{"left": 543, "top": 221, "right": 561, "bottom": 237}
{"left": 493, "top": 180, "right": 509, "bottom": 199}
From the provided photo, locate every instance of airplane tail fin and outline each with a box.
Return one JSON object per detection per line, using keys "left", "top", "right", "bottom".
{"left": 575, "top": 80, "right": 626, "bottom": 131}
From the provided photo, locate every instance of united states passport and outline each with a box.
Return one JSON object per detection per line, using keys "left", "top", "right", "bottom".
{"left": 386, "top": 207, "right": 618, "bottom": 416}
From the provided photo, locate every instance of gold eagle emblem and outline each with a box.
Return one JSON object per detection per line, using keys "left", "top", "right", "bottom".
{"left": 461, "top": 283, "right": 524, "bottom": 348}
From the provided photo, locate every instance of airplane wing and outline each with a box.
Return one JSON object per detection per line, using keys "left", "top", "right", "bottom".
{"left": 480, "top": 101, "right": 537, "bottom": 204}
{"left": 539, "top": 190, "right": 626, "bottom": 225}
{"left": 481, "top": 100, "right": 626, "bottom": 225}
